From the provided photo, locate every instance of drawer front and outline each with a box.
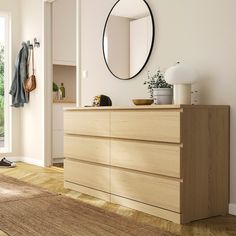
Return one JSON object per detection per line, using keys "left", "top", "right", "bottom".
{"left": 64, "top": 135, "right": 109, "bottom": 165}
{"left": 111, "top": 111, "right": 181, "bottom": 143}
{"left": 111, "top": 168, "right": 181, "bottom": 212}
{"left": 64, "top": 160, "right": 110, "bottom": 193}
{"left": 64, "top": 111, "right": 110, "bottom": 136}
{"left": 111, "top": 140, "right": 181, "bottom": 178}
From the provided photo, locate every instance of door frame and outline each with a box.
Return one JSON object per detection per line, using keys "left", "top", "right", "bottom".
{"left": 43, "top": 0, "right": 81, "bottom": 167}
{"left": 0, "top": 11, "right": 12, "bottom": 154}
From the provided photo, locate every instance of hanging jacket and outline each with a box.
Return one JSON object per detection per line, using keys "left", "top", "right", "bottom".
{"left": 9, "top": 42, "right": 29, "bottom": 107}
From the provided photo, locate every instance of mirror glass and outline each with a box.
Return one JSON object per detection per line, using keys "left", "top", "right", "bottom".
{"left": 103, "top": 0, "right": 155, "bottom": 80}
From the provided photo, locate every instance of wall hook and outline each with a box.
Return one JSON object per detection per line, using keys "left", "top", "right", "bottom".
{"left": 27, "top": 40, "right": 33, "bottom": 49}
{"left": 34, "top": 38, "right": 40, "bottom": 48}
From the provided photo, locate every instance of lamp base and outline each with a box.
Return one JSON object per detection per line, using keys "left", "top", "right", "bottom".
{"left": 173, "top": 84, "right": 191, "bottom": 105}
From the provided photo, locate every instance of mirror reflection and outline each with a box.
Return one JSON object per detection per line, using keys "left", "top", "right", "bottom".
{"left": 103, "top": 0, "right": 154, "bottom": 80}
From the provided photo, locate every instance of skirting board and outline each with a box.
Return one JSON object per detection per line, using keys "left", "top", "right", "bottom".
{"left": 21, "top": 157, "right": 44, "bottom": 167}
{"left": 0, "top": 156, "right": 21, "bottom": 162}
{"left": 0, "top": 156, "right": 44, "bottom": 167}
{"left": 229, "top": 204, "right": 236, "bottom": 216}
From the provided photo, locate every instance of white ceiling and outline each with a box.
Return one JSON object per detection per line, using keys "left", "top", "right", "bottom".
{"left": 111, "top": 0, "right": 150, "bottom": 20}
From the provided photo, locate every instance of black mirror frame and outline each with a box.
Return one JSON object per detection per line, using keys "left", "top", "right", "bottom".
{"left": 102, "top": 0, "right": 155, "bottom": 80}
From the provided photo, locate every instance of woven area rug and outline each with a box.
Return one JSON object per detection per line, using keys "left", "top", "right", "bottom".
{"left": 0, "top": 174, "right": 56, "bottom": 203}
{"left": 0, "top": 175, "right": 175, "bottom": 236}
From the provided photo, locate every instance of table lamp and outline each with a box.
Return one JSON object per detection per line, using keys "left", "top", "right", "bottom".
{"left": 165, "top": 63, "right": 198, "bottom": 104}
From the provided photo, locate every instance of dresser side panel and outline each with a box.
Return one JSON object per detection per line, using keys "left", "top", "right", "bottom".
{"left": 182, "top": 108, "right": 229, "bottom": 223}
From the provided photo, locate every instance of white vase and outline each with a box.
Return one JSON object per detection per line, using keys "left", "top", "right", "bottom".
{"left": 153, "top": 88, "right": 173, "bottom": 105}
{"left": 53, "top": 91, "right": 58, "bottom": 100}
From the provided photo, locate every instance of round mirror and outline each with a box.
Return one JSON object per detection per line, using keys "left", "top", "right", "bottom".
{"left": 103, "top": 0, "right": 155, "bottom": 80}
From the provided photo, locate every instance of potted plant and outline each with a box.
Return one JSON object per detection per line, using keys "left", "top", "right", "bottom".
{"left": 144, "top": 70, "right": 173, "bottom": 105}
{"left": 53, "top": 82, "right": 59, "bottom": 100}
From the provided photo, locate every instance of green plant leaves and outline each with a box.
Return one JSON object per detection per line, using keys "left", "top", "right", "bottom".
{"left": 144, "top": 70, "right": 173, "bottom": 98}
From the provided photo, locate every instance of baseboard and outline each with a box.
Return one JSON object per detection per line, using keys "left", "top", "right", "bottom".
{"left": 0, "top": 156, "right": 44, "bottom": 167}
{"left": 20, "top": 157, "right": 45, "bottom": 167}
{"left": 1, "top": 156, "right": 22, "bottom": 162}
{"left": 229, "top": 204, "right": 236, "bottom": 216}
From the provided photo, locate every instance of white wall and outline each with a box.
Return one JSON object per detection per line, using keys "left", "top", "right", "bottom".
{"left": 20, "top": 0, "right": 44, "bottom": 166}
{"left": 81, "top": 0, "right": 147, "bottom": 106}
{"left": 80, "top": 0, "right": 236, "bottom": 209}
{"left": 0, "top": 0, "right": 45, "bottom": 167}
{"left": 0, "top": 0, "right": 21, "bottom": 159}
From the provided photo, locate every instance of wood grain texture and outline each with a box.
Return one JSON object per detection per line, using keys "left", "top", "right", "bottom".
{"left": 111, "top": 168, "right": 181, "bottom": 212}
{"left": 64, "top": 105, "right": 182, "bottom": 111}
{"left": 64, "top": 160, "right": 110, "bottom": 193}
{"left": 64, "top": 110, "right": 110, "bottom": 136}
{"left": 110, "top": 111, "right": 181, "bottom": 143}
{"left": 111, "top": 139, "right": 181, "bottom": 178}
{"left": 181, "top": 108, "right": 230, "bottom": 223}
{"left": 111, "top": 195, "right": 181, "bottom": 224}
{"left": 0, "top": 163, "right": 235, "bottom": 236}
{"left": 64, "top": 105, "right": 229, "bottom": 111}
{"left": 63, "top": 106, "right": 229, "bottom": 224}
{"left": 64, "top": 135, "right": 110, "bottom": 165}
{"left": 64, "top": 181, "right": 110, "bottom": 201}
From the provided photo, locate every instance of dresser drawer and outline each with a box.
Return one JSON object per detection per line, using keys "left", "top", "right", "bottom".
{"left": 64, "top": 135, "right": 109, "bottom": 165}
{"left": 64, "top": 160, "right": 110, "bottom": 193}
{"left": 111, "top": 111, "right": 181, "bottom": 143}
{"left": 64, "top": 111, "right": 110, "bottom": 136}
{"left": 111, "top": 140, "right": 181, "bottom": 178}
{"left": 111, "top": 168, "right": 181, "bottom": 212}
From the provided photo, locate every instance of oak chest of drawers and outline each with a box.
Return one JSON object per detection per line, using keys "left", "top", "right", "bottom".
{"left": 64, "top": 105, "right": 229, "bottom": 224}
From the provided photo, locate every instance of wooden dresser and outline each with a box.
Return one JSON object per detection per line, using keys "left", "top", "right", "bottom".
{"left": 64, "top": 105, "right": 229, "bottom": 224}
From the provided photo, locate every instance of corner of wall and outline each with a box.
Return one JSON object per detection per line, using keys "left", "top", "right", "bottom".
{"left": 229, "top": 204, "right": 236, "bottom": 216}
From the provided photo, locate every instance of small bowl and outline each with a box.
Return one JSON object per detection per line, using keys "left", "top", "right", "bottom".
{"left": 133, "top": 99, "right": 154, "bottom": 106}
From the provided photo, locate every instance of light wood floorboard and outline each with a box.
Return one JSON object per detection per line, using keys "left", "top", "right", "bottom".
{"left": 0, "top": 162, "right": 235, "bottom": 236}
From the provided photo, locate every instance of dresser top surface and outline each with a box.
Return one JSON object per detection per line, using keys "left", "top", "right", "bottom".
{"left": 64, "top": 105, "right": 229, "bottom": 111}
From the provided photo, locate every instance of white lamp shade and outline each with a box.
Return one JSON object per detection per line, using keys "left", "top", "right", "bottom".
{"left": 165, "top": 63, "right": 198, "bottom": 85}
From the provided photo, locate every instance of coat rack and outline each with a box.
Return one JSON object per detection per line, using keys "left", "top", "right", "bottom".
{"left": 27, "top": 38, "right": 40, "bottom": 49}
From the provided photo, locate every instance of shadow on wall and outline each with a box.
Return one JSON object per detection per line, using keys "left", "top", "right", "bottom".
{"left": 194, "top": 74, "right": 216, "bottom": 105}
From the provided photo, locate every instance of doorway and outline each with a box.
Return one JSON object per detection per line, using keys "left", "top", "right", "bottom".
{"left": 43, "top": 0, "right": 80, "bottom": 168}
{"left": 0, "top": 12, "right": 11, "bottom": 154}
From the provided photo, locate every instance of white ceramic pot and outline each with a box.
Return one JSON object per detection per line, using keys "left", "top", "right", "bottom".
{"left": 53, "top": 91, "right": 58, "bottom": 100}
{"left": 153, "top": 88, "right": 173, "bottom": 105}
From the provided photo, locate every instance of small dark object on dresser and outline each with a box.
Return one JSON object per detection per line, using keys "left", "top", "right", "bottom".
{"left": 93, "top": 95, "right": 112, "bottom": 107}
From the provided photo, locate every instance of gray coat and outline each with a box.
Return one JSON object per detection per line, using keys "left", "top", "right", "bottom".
{"left": 9, "top": 42, "right": 29, "bottom": 107}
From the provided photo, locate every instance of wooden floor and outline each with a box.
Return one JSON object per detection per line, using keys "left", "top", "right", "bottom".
{"left": 0, "top": 163, "right": 236, "bottom": 236}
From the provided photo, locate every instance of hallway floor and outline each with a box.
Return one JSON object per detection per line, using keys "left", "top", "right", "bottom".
{"left": 0, "top": 163, "right": 235, "bottom": 236}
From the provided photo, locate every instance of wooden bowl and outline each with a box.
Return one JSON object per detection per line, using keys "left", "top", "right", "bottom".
{"left": 133, "top": 99, "right": 154, "bottom": 106}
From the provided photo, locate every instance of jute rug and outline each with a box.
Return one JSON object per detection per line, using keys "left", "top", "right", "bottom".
{"left": 0, "top": 175, "right": 176, "bottom": 236}
{"left": 0, "top": 174, "right": 56, "bottom": 203}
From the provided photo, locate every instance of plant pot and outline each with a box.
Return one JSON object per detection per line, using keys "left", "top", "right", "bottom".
{"left": 153, "top": 88, "right": 173, "bottom": 105}
{"left": 53, "top": 91, "right": 58, "bottom": 100}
